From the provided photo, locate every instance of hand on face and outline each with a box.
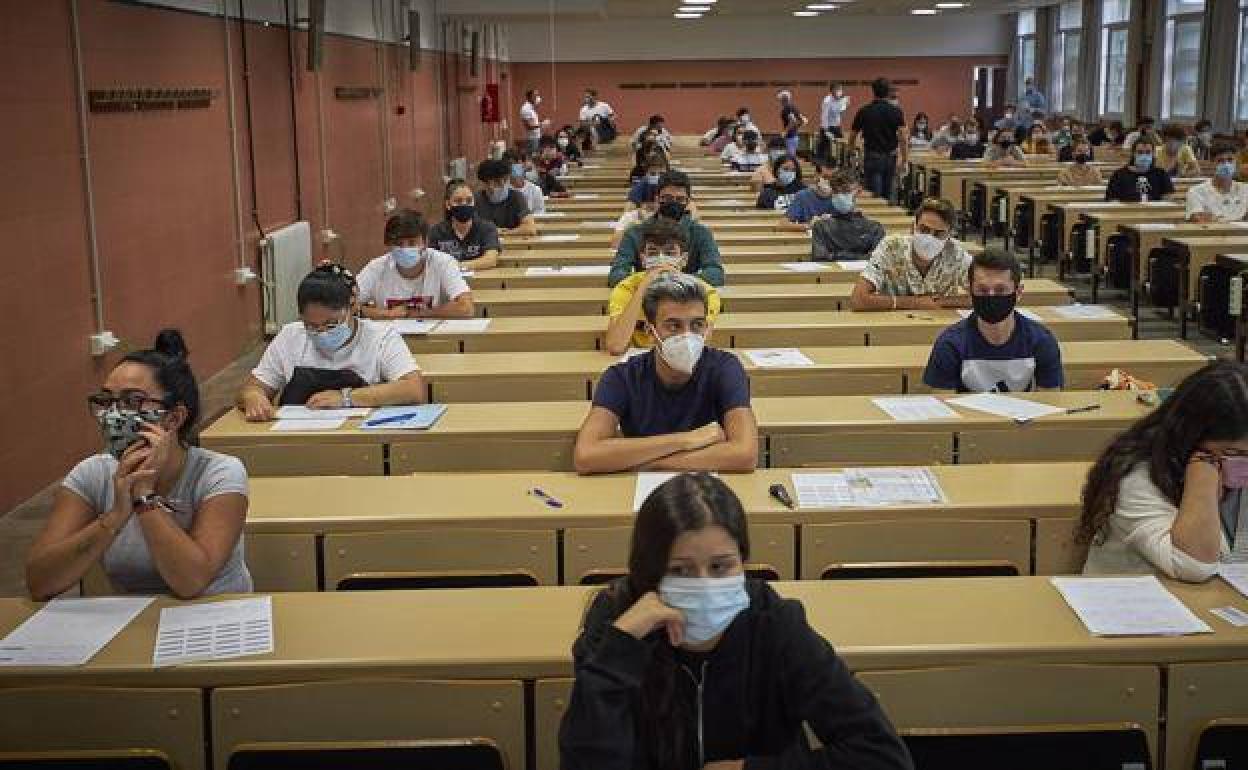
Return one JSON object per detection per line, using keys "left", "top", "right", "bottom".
{"left": 613, "top": 591, "right": 687, "bottom": 646}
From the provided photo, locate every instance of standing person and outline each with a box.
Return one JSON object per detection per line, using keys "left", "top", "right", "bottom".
{"left": 819, "top": 82, "right": 850, "bottom": 161}
{"left": 1021, "top": 77, "right": 1048, "bottom": 115}
{"left": 558, "top": 473, "right": 913, "bottom": 767}
{"left": 1104, "top": 138, "right": 1175, "bottom": 202}
{"left": 579, "top": 88, "right": 616, "bottom": 144}
{"left": 848, "top": 77, "right": 907, "bottom": 201}
{"left": 777, "top": 90, "right": 807, "bottom": 158}
{"left": 519, "top": 88, "right": 548, "bottom": 156}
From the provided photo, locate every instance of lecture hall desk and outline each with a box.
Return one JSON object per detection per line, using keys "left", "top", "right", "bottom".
{"left": 469, "top": 262, "right": 858, "bottom": 289}
{"left": 200, "top": 389, "right": 1151, "bottom": 476}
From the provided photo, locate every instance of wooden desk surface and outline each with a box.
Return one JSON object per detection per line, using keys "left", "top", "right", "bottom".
{"left": 243, "top": 463, "right": 1092, "bottom": 534}
{"left": 470, "top": 263, "right": 861, "bottom": 289}
{"left": 503, "top": 231, "right": 820, "bottom": 252}
{"left": 1, "top": 576, "right": 1244, "bottom": 687}
{"left": 496, "top": 240, "right": 986, "bottom": 269}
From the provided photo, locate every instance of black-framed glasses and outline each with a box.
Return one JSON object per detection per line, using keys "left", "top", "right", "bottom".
{"left": 87, "top": 389, "right": 170, "bottom": 417}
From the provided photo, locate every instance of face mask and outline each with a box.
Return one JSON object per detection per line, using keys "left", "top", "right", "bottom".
{"left": 912, "top": 231, "right": 947, "bottom": 261}
{"left": 745, "top": 141, "right": 758, "bottom": 152}
{"left": 525, "top": 169, "right": 541, "bottom": 184}
{"left": 97, "top": 406, "right": 165, "bottom": 459}
{"left": 1220, "top": 456, "right": 1248, "bottom": 489}
{"left": 487, "top": 186, "right": 509, "bottom": 204}
{"left": 1216, "top": 161, "right": 1236, "bottom": 178}
{"left": 557, "top": 137, "right": 569, "bottom": 148}
{"left": 642, "top": 253, "right": 684, "bottom": 270}
{"left": 658, "top": 200, "right": 687, "bottom": 220}
{"left": 534, "top": 95, "right": 542, "bottom": 105}
{"left": 917, "top": 121, "right": 928, "bottom": 129}
{"left": 1134, "top": 154, "right": 1153, "bottom": 170}
{"left": 769, "top": 150, "right": 785, "bottom": 162}
{"left": 312, "top": 318, "right": 352, "bottom": 354}
{"left": 653, "top": 328, "right": 705, "bottom": 374}
{"left": 510, "top": 163, "right": 526, "bottom": 180}
{"left": 972, "top": 292, "right": 1017, "bottom": 324}
{"left": 646, "top": 173, "right": 662, "bottom": 185}
{"left": 392, "top": 246, "right": 425, "bottom": 270}
{"left": 449, "top": 204, "right": 474, "bottom": 223}
{"left": 815, "top": 179, "right": 834, "bottom": 197}
{"left": 776, "top": 169, "right": 797, "bottom": 187}
{"left": 658, "top": 574, "right": 750, "bottom": 645}
{"left": 965, "top": 132, "right": 979, "bottom": 143}
{"left": 1074, "top": 153, "right": 1090, "bottom": 164}
{"left": 740, "top": 114, "right": 750, "bottom": 123}
{"left": 829, "top": 192, "right": 854, "bottom": 214}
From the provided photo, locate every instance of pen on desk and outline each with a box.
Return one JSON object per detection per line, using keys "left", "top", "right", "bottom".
{"left": 905, "top": 313, "right": 935, "bottom": 321}
{"left": 364, "top": 411, "right": 423, "bottom": 427}
{"left": 529, "top": 487, "right": 564, "bottom": 508}
{"left": 769, "top": 483, "right": 795, "bottom": 510}
{"left": 1063, "top": 404, "right": 1102, "bottom": 415}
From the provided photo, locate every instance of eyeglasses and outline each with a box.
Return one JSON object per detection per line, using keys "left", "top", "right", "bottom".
{"left": 658, "top": 194, "right": 689, "bottom": 205}
{"left": 641, "top": 247, "right": 683, "bottom": 259}
{"left": 915, "top": 223, "right": 951, "bottom": 240}
{"left": 303, "top": 313, "right": 350, "bottom": 334}
{"left": 87, "top": 389, "right": 170, "bottom": 417}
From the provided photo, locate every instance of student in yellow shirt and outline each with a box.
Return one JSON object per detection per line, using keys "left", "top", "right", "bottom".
{"left": 605, "top": 219, "right": 721, "bottom": 356}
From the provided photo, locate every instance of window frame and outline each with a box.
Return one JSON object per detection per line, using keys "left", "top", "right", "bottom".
{"left": 1161, "top": 0, "right": 1205, "bottom": 119}
{"left": 1051, "top": 0, "right": 1083, "bottom": 114}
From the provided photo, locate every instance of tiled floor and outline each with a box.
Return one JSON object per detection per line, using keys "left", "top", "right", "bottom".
{"left": 0, "top": 272, "right": 1233, "bottom": 598}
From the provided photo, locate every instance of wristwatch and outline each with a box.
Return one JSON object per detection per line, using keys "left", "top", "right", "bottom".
{"left": 341, "top": 387, "right": 354, "bottom": 408}
{"left": 132, "top": 493, "right": 170, "bottom": 516}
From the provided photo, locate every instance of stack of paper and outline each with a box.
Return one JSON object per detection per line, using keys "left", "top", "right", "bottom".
{"left": 835, "top": 260, "right": 869, "bottom": 272}
{"left": 153, "top": 596, "right": 274, "bottom": 666}
{"left": 872, "top": 396, "right": 961, "bottom": 422}
{"left": 792, "top": 468, "right": 946, "bottom": 508}
{"left": 431, "top": 319, "right": 491, "bottom": 334}
{"left": 780, "top": 262, "right": 829, "bottom": 273}
{"left": 573, "top": 193, "right": 601, "bottom": 200}
{"left": 538, "top": 234, "right": 581, "bottom": 242}
{"left": 277, "top": 406, "right": 370, "bottom": 420}
{"left": 1220, "top": 563, "right": 1248, "bottom": 598}
{"left": 585, "top": 221, "right": 618, "bottom": 229}
{"left": 270, "top": 417, "right": 346, "bottom": 432}
{"left": 0, "top": 597, "right": 152, "bottom": 666}
{"left": 948, "top": 393, "right": 1064, "bottom": 422}
{"left": 745, "top": 348, "right": 815, "bottom": 368}
{"left": 389, "top": 319, "right": 441, "bottom": 335}
{"left": 1054, "top": 304, "right": 1117, "bottom": 320}
{"left": 532, "top": 211, "right": 566, "bottom": 218}
{"left": 1051, "top": 576, "right": 1212, "bottom": 636}
{"left": 360, "top": 404, "right": 449, "bottom": 431}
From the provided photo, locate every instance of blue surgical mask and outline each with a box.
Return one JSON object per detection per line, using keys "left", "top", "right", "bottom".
{"left": 1134, "top": 154, "right": 1153, "bottom": 170}
{"left": 312, "top": 319, "right": 352, "bottom": 353}
{"left": 777, "top": 169, "right": 797, "bottom": 186}
{"left": 829, "top": 192, "right": 854, "bottom": 213}
{"left": 510, "top": 163, "right": 526, "bottom": 179}
{"left": 487, "top": 186, "right": 509, "bottom": 204}
{"left": 646, "top": 173, "right": 661, "bottom": 185}
{"left": 658, "top": 574, "right": 750, "bottom": 644}
{"left": 393, "top": 246, "right": 425, "bottom": 270}
{"left": 1216, "top": 161, "right": 1236, "bottom": 178}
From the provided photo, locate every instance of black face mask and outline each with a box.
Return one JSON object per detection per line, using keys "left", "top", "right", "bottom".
{"left": 658, "top": 200, "right": 687, "bottom": 220}
{"left": 745, "top": 141, "right": 758, "bottom": 152}
{"left": 1074, "top": 153, "right": 1090, "bottom": 164}
{"left": 449, "top": 204, "right": 475, "bottom": 223}
{"left": 972, "top": 292, "right": 1018, "bottom": 324}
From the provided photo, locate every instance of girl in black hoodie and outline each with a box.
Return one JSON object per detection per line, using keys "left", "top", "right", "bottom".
{"left": 559, "top": 473, "right": 913, "bottom": 770}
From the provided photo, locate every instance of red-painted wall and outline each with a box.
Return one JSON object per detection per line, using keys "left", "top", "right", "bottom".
{"left": 510, "top": 56, "right": 1007, "bottom": 139}
{"left": 0, "top": 1, "right": 466, "bottom": 513}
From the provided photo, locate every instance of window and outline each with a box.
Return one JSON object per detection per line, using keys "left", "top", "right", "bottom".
{"left": 1099, "top": 0, "right": 1130, "bottom": 115}
{"left": 1237, "top": 0, "right": 1248, "bottom": 121}
{"left": 1017, "top": 10, "right": 1037, "bottom": 98}
{"left": 1162, "top": 0, "right": 1205, "bottom": 119}
{"left": 1051, "top": 0, "right": 1082, "bottom": 113}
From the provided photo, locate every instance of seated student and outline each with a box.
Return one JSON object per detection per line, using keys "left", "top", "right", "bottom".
{"left": 783, "top": 163, "right": 851, "bottom": 228}
{"left": 1187, "top": 144, "right": 1248, "bottom": 223}
{"left": 535, "top": 136, "right": 571, "bottom": 196}
{"left": 613, "top": 184, "right": 659, "bottom": 250}
{"left": 983, "top": 130, "right": 1027, "bottom": 166}
{"left": 1021, "top": 122, "right": 1054, "bottom": 155}
{"left": 574, "top": 275, "right": 757, "bottom": 475}
{"left": 1052, "top": 116, "right": 1075, "bottom": 149}
{"left": 1122, "top": 116, "right": 1156, "bottom": 150}
{"left": 735, "top": 105, "right": 757, "bottom": 134}
{"left": 474, "top": 158, "right": 537, "bottom": 236}
{"left": 625, "top": 151, "right": 670, "bottom": 213}
{"left": 709, "top": 122, "right": 740, "bottom": 155}
{"left": 632, "top": 114, "right": 672, "bottom": 152}
{"left": 356, "top": 210, "right": 473, "bottom": 321}
{"left": 949, "top": 118, "right": 987, "bottom": 160}
{"left": 504, "top": 152, "right": 546, "bottom": 215}
{"left": 910, "top": 112, "right": 934, "bottom": 144}
{"left": 629, "top": 140, "right": 667, "bottom": 185}
{"left": 1057, "top": 125, "right": 1092, "bottom": 162}
{"left": 610, "top": 171, "right": 725, "bottom": 288}
{"left": 1190, "top": 119, "right": 1215, "bottom": 160}
{"left": 1105, "top": 138, "right": 1175, "bottom": 202}
{"left": 1056, "top": 138, "right": 1103, "bottom": 186}
{"left": 700, "top": 115, "right": 733, "bottom": 147}
{"left": 1088, "top": 120, "right": 1123, "bottom": 147}
{"left": 427, "top": 179, "right": 501, "bottom": 270}
{"left": 923, "top": 249, "right": 1063, "bottom": 393}
{"left": 850, "top": 198, "right": 972, "bottom": 311}
{"left": 756, "top": 154, "right": 805, "bottom": 211}
{"left": 1156, "top": 124, "right": 1202, "bottom": 178}
{"left": 606, "top": 220, "right": 722, "bottom": 356}
{"left": 558, "top": 473, "right": 912, "bottom": 767}
{"left": 27, "top": 330, "right": 252, "bottom": 600}
{"left": 556, "top": 125, "right": 584, "bottom": 164}
{"left": 719, "top": 126, "right": 747, "bottom": 166}
{"left": 811, "top": 176, "right": 886, "bottom": 262}
{"left": 749, "top": 137, "right": 788, "bottom": 190}
{"left": 931, "top": 115, "right": 964, "bottom": 152}
{"left": 1079, "top": 361, "right": 1248, "bottom": 582}
{"left": 236, "top": 263, "right": 426, "bottom": 421}
{"left": 730, "top": 130, "right": 769, "bottom": 173}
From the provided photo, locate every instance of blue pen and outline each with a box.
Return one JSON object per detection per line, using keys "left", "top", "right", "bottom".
{"left": 529, "top": 488, "right": 564, "bottom": 508}
{"left": 365, "top": 411, "right": 424, "bottom": 427}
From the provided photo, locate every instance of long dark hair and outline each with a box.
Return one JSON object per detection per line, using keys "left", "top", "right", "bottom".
{"left": 613, "top": 473, "right": 750, "bottom": 770}
{"left": 1078, "top": 361, "right": 1248, "bottom": 545}
{"left": 120, "top": 329, "right": 199, "bottom": 445}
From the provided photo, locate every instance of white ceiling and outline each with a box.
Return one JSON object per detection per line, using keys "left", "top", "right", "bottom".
{"left": 440, "top": 0, "right": 1056, "bottom": 18}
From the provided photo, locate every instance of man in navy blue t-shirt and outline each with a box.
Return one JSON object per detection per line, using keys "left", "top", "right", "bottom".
{"left": 923, "top": 248, "right": 1064, "bottom": 393}
{"left": 574, "top": 273, "right": 759, "bottom": 475}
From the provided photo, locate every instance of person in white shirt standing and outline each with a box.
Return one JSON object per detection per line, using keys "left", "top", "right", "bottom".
{"left": 356, "top": 210, "right": 474, "bottom": 320}
{"left": 578, "top": 88, "right": 615, "bottom": 145}
{"left": 819, "top": 83, "right": 849, "bottom": 161}
{"left": 520, "top": 88, "right": 548, "bottom": 155}
{"left": 1187, "top": 145, "right": 1248, "bottom": 223}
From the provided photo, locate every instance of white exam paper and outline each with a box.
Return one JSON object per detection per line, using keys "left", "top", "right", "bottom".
{"left": 430, "top": 319, "right": 491, "bottom": 334}
{"left": 634, "top": 472, "right": 680, "bottom": 512}
{"left": 389, "top": 319, "right": 441, "bottom": 335}
{"left": 574, "top": 193, "right": 601, "bottom": 200}
{"left": 532, "top": 211, "right": 566, "bottom": 218}
{"left": 276, "top": 406, "right": 371, "bottom": 420}
{"left": 844, "top": 467, "right": 946, "bottom": 505}
{"left": 1051, "top": 576, "right": 1212, "bottom": 636}
{"left": 1211, "top": 606, "right": 1248, "bottom": 627}
{"left": 1054, "top": 304, "right": 1117, "bottom": 320}
{"left": 0, "top": 597, "right": 153, "bottom": 666}
{"left": 1219, "top": 563, "right": 1248, "bottom": 598}
{"left": 153, "top": 596, "right": 274, "bottom": 666}
{"left": 271, "top": 418, "right": 347, "bottom": 432}
{"left": 872, "top": 396, "right": 961, "bottom": 422}
{"left": 780, "top": 262, "right": 829, "bottom": 273}
{"left": 835, "top": 260, "right": 869, "bottom": 272}
{"left": 538, "top": 234, "right": 581, "bottom": 242}
{"left": 745, "top": 348, "right": 815, "bottom": 368}
{"left": 948, "top": 393, "right": 1064, "bottom": 421}
{"left": 792, "top": 473, "right": 854, "bottom": 508}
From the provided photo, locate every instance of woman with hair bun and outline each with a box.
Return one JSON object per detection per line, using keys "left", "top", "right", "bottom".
{"left": 27, "top": 329, "right": 253, "bottom": 600}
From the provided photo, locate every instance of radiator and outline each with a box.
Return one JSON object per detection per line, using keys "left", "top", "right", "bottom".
{"left": 449, "top": 156, "right": 468, "bottom": 181}
{"left": 260, "top": 221, "right": 312, "bottom": 335}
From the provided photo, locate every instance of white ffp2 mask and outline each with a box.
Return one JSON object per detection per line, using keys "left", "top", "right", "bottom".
{"left": 912, "top": 232, "right": 947, "bottom": 261}
{"left": 653, "top": 328, "right": 705, "bottom": 374}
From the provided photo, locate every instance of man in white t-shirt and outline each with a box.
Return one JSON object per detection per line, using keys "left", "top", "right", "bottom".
{"left": 1187, "top": 145, "right": 1248, "bottom": 223}
{"left": 819, "top": 83, "right": 850, "bottom": 161}
{"left": 236, "top": 263, "right": 426, "bottom": 420}
{"left": 520, "top": 88, "right": 548, "bottom": 155}
{"left": 578, "top": 88, "right": 615, "bottom": 144}
{"left": 357, "top": 210, "right": 474, "bottom": 320}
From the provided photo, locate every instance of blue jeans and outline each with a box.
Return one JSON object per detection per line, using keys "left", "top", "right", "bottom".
{"left": 863, "top": 151, "right": 897, "bottom": 201}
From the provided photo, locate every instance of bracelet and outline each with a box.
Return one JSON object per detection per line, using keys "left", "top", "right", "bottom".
{"left": 132, "top": 493, "right": 169, "bottom": 516}
{"left": 891, "top": 295, "right": 898, "bottom": 311}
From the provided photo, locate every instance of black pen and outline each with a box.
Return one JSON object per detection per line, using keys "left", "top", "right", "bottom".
{"left": 769, "top": 483, "right": 795, "bottom": 510}
{"left": 1063, "top": 404, "right": 1102, "bottom": 415}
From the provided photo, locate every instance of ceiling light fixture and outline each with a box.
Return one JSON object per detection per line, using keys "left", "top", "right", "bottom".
{"left": 807, "top": 3, "right": 839, "bottom": 8}
{"left": 793, "top": 9, "right": 820, "bottom": 15}
{"left": 674, "top": 11, "right": 703, "bottom": 18}
{"left": 934, "top": 2, "right": 966, "bottom": 7}
{"left": 911, "top": 8, "right": 939, "bottom": 13}
{"left": 678, "top": 5, "right": 706, "bottom": 10}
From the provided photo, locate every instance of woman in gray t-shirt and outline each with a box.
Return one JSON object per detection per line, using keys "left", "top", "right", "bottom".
{"left": 26, "top": 329, "right": 252, "bottom": 600}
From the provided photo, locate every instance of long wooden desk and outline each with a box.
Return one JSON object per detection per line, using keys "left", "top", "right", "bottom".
{"left": 469, "top": 262, "right": 863, "bottom": 289}
{"left": 201, "top": 389, "right": 1150, "bottom": 476}
{"left": 1048, "top": 201, "right": 1186, "bottom": 277}
{"left": 404, "top": 340, "right": 1205, "bottom": 403}
{"left": 469, "top": 279, "right": 1075, "bottom": 317}
{"left": 1165, "top": 236, "right": 1248, "bottom": 338}
{"left": 398, "top": 307, "right": 1129, "bottom": 353}
{"left": 504, "top": 230, "right": 822, "bottom": 252}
